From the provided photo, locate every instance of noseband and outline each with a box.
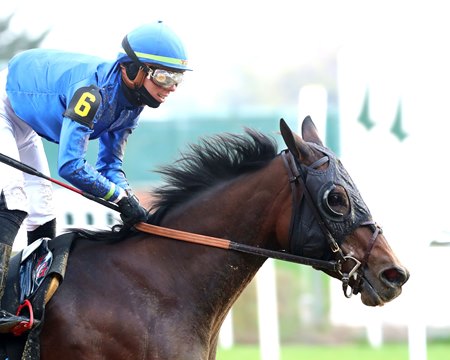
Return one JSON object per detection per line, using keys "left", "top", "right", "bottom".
{"left": 281, "top": 150, "right": 382, "bottom": 297}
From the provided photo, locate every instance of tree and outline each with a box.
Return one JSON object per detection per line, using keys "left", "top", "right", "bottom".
{"left": 0, "top": 13, "right": 49, "bottom": 63}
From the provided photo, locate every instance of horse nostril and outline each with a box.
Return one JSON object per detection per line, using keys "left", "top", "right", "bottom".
{"left": 381, "top": 266, "right": 409, "bottom": 286}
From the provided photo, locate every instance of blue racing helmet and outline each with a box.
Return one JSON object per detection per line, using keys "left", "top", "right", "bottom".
{"left": 118, "top": 20, "right": 190, "bottom": 71}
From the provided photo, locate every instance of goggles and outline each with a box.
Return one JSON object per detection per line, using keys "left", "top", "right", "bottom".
{"left": 146, "top": 68, "right": 183, "bottom": 89}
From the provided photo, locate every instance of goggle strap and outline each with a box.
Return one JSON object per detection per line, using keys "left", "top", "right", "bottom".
{"left": 120, "top": 64, "right": 146, "bottom": 90}
{"left": 122, "top": 35, "right": 148, "bottom": 70}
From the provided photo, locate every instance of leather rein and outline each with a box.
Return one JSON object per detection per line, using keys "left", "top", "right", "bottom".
{"left": 135, "top": 150, "right": 382, "bottom": 298}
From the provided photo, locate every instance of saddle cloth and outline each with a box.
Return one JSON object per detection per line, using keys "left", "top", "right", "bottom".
{"left": 0, "top": 232, "right": 75, "bottom": 360}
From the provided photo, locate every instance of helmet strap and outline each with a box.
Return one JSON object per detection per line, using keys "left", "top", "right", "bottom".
{"left": 137, "top": 87, "right": 161, "bottom": 108}
{"left": 120, "top": 67, "right": 161, "bottom": 108}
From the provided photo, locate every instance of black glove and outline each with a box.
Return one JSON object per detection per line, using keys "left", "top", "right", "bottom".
{"left": 117, "top": 193, "right": 148, "bottom": 226}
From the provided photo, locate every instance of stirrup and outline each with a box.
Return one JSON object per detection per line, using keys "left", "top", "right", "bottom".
{"left": 0, "top": 301, "right": 38, "bottom": 336}
{"left": 0, "top": 311, "right": 30, "bottom": 334}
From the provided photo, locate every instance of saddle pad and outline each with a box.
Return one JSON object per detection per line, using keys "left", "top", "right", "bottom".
{"left": 0, "top": 232, "right": 75, "bottom": 360}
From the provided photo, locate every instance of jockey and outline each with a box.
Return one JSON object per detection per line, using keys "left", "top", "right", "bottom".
{"left": 0, "top": 20, "right": 190, "bottom": 332}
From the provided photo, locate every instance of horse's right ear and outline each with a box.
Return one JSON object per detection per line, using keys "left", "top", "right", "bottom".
{"left": 280, "top": 118, "right": 300, "bottom": 158}
{"left": 280, "top": 118, "right": 315, "bottom": 162}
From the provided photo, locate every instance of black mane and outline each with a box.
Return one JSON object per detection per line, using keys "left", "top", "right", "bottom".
{"left": 148, "top": 128, "right": 278, "bottom": 223}
{"left": 69, "top": 128, "right": 278, "bottom": 241}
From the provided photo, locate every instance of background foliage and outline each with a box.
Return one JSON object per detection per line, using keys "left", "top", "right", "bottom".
{"left": 0, "top": 13, "right": 48, "bottom": 65}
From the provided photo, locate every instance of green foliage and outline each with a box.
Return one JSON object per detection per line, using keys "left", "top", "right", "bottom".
{"left": 0, "top": 13, "right": 49, "bottom": 63}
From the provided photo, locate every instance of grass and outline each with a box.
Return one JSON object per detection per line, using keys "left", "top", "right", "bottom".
{"left": 216, "top": 341, "right": 450, "bottom": 360}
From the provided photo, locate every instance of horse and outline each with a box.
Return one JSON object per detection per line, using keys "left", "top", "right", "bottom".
{"left": 34, "top": 116, "right": 408, "bottom": 359}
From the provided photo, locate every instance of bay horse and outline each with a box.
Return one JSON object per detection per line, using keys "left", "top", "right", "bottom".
{"left": 36, "top": 117, "right": 408, "bottom": 359}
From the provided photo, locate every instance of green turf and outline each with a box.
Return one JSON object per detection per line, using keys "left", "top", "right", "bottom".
{"left": 217, "top": 342, "right": 450, "bottom": 360}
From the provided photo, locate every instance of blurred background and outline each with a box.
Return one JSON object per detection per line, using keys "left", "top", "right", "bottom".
{"left": 2, "top": 0, "right": 450, "bottom": 359}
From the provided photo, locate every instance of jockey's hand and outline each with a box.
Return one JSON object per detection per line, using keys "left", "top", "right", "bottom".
{"left": 117, "top": 193, "right": 148, "bottom": 227}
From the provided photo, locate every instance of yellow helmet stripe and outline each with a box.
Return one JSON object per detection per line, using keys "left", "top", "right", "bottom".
{"left": 134, "top": 51, "right": 188, "bottom": 67}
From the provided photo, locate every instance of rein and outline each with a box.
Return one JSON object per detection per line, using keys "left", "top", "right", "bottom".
{"left": 134, "top": 222, "right": 340, "bottom": 272}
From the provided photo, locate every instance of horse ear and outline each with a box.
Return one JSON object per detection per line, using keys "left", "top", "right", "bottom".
{"left": 301, "top": 115, "right": 324, "bottom": 146}
{"left": 280, "top": 118, "right": 300, "bottom": 158}
{"left": 280, "top": 118, "right": 318, "bottom": 163}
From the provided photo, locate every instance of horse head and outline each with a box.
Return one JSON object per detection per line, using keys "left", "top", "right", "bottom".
{"left": 279, "top": 116, "right": 409, "bottom": 306}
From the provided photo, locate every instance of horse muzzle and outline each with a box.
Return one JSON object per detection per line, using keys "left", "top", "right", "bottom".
{"left": 356, "top": 264, "right": 410, "bottom": 306}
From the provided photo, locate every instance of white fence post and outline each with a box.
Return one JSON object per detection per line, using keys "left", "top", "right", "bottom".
{"left": 219, "top": 310, "right": 234, "bottom": 349}
{"left": 256, "top": 259, "right": 280, "bottom": 360}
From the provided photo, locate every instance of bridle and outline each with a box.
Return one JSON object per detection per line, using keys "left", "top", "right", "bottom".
{"left": 280, "top": 149, "right": 382, "bottom": 297}
{"left": 135, "top": 149, "right": 382, "bottom": 298}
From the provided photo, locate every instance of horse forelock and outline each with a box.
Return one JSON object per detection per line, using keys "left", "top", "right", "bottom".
{"left": 149, "top": 128, "right": 278, "bottom": 218}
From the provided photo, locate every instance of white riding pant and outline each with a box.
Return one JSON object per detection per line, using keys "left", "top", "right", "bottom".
{"left": 0, "top": 69, "right": 55, "bottom": 231}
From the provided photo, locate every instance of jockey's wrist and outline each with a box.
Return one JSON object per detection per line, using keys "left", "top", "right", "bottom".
{"left": 113, "top": 188, "right": 127, "bottom": 203}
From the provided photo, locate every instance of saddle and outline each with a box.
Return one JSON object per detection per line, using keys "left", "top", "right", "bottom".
{"left": 0, "top": 232, "right": 75, "bottom": 360}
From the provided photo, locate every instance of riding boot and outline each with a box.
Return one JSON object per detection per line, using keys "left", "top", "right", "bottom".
{"left": 27, "top": 218, "right": 56, "bottom": 245}
{"left": 0, "top": 209, "right": 30, "bottom": 333}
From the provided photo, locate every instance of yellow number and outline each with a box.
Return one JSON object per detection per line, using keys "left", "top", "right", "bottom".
{"left": 74, "top": 92, "right": 96, "bottom": 117}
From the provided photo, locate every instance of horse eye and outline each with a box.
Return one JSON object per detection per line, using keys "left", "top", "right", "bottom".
{"left": 328, "top": 193, "right": 343, "bottom": 207}
{"left": 323, "top": 185, "right": 350, "bottom": 217}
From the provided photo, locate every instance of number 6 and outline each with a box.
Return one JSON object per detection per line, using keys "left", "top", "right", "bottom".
{"left": 74, "top": 92, "right": 96, "bottom": 117}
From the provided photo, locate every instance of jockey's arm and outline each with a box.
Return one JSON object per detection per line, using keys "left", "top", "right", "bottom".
{"left": 57, "top": 117, "right": 125, "bottom": 203}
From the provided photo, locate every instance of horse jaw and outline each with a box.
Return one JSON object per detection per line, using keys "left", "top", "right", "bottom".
{"left": 342, "top": 229, "right": 409, "bottom": 307}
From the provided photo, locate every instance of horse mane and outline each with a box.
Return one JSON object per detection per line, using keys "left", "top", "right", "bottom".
{"left": 148, "top": 128, "right": 279, "bottom": 223}
{"left": 69, "top": 128, "right": 278, "bottom": 241}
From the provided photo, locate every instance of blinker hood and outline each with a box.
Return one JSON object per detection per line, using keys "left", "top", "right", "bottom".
{"left": 291, "top": 143, "right": 373, "bottom": 258}
{"left": 307, "top": 144, "right": 372, "bottom": 234}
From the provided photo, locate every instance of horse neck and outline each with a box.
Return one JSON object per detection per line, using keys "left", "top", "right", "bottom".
{"left": 158, "top": 156, "right": 292, "bottom": 317}
{"left": 163, "top": 155, "right": 290, "bottom": 253}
